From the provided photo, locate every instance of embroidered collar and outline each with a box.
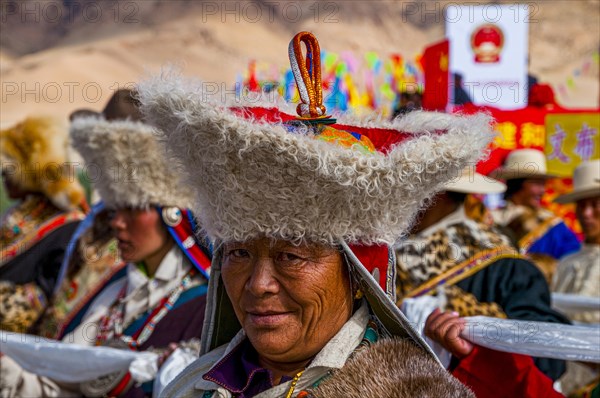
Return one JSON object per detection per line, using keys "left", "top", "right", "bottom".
{"left": 126, "top": 247, "right": 183, "bottom": 296}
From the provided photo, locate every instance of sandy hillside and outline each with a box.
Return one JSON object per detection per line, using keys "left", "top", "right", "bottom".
{"left": 1, "top": 0, "right": 598, "bottom": 128}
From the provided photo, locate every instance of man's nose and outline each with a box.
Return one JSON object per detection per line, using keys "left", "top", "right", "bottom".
{"left": 109, "top": 210, "right": 127, "bottom": 231}
{"left": 581, "top": 203, "right": 594, "bottom": 218}
{"left": 246, "top": 257, "right": 280, "bottom": 297}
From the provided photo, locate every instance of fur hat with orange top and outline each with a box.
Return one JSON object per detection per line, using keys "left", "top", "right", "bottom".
{"left": 138, "top": 33, "right": 495, "bottom": 248}
{"left": 138, "top": 31, "right": 496, "bottom": 357}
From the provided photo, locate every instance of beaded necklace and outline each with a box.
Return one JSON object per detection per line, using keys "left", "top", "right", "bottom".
{"left": 293, "top": 318, "right": 380, "bottom": 398}
{"left": 95, "top": 268, "right": 196, "bottom": 348}
{"left": 285, "top": 371, "right": 305, "bottom": 398}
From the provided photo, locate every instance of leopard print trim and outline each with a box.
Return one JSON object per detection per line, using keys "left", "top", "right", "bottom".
{"left": 445, "top": 285, "right": 507, "bottom": 318}
{"left": 402, "top": 248, "right": 520, "bottom": 299}
{"left": 497, "top": 203, "right": 561, "bottom": 254}
{"left": 396, "top": 218, "right": 514, "bottom": 298}
{"left": 0, "top": 281, "right": 47, "bottom": 332}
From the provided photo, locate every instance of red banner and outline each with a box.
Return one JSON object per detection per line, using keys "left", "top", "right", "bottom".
{"left": 455, "top": 104, "right": 600, "bottom": 237}
{"left": 456, "top": 104, "right": 597, "bottom": 174}
{"left": 422, "top": 40, "right": 449, "bottom": 111}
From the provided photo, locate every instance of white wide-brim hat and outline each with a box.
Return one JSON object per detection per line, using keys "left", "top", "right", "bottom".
{"left": 490, "top": 148, "right": 557, "bottom": 180}
{"left": 443, "top": 166, "right": 506, "bottom": 194}
{"left": 554, "top": 160, "right": 600, "bottom": 204}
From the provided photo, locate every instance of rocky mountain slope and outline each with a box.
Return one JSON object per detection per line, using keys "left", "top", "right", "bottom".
{"left": 1, "top": 0, "right": 598, "bottom": 127}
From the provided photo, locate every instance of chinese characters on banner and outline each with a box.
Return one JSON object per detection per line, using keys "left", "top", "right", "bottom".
{"left": 544, "top": 112, "right": 599, "bottom": 235}
{"left": 464, "top": 106, "right": 547, "bottom": 176}
{"left": 458, "top": 105, "right": 599, "bottom": 235}
{"left": 544, "top": 113, "right": 600, "bottom": 176}
{"left": 454, "top": 106, "right": 599, "bottom": 173}
{"left": 493, "top": 107, "right": 547, "bottom": 151}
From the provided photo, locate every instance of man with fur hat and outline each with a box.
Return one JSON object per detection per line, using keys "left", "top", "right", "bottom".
{"left": 491, "top": 149, "right": 581, "bottom": 269}
{"left": 395, "top": 166, "right": 569, "bottom": 381}
{"left": 136, "top": 31, "right": 498, "bottom": 397}
{"left": 552, "top": 160, "right": 600, "bottom": 396}
{"left": 0, "top": 117, "right": 87, "bottom": 332}
{"left": 0, "top": 111, "right": 212, "bottom": 398}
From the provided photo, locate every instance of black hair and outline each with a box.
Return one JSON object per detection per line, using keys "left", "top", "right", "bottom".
{"left": 103, "top": 89, "right": 143, "bottom": 121}
{"left": 504, "top": 178, "right": 526, "bottom": 199}
{"left": 446, "top": 191, "right": 468, "bottom": 205}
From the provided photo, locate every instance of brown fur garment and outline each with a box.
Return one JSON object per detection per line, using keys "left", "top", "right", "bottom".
{"left": 0, "top": 117, "right": 85, "bottom": 211}
{"left": 309, "top": 338, "right": 474, "bottom": 398}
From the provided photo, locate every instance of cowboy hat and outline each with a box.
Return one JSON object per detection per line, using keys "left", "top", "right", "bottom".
{"left": 490, "top": 149, "right": 557, "bottom": 180}
{"left": 554, "top": 160, "right": 600, "bottom": 204}
{"left": 443, "top": 166, "right": 506, "bottom": 194}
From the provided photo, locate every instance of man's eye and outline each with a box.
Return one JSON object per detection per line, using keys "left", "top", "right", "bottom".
{"left": 278, "top": 252, "right": 302, "bottom": 262}
{"left": 229, "top": 249, "right": 249, "bottom": 258}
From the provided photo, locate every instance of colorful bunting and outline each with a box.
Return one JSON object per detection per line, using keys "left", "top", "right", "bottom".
{"left": 237, "top": 49, "right": 425, "bottom": 116}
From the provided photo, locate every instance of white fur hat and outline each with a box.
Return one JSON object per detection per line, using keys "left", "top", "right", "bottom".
{"left": 136, "top": 32, "right": 498, "bottom": 361}
{"left": 70, "top": 117, "right": 194, "bottom": 210}
{"left": 490, "top": 148, "right": 556, "bottom": 180}
{"left": 554, "top": 160, "right": 600, "bottom": 203}
{"left": 137, "top": 75, "right": 495, "bottom": 246}
{"left": 443, "top": 166, "right": 506, "bottom": 194}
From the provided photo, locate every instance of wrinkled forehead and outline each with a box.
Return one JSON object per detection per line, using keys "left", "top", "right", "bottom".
{"left": 220, "top": 236, "right": 339, "bottom": 251}
{"left": 214, "top": 237, "right": 393, "bottom": 295}
{"left": 213, "top": 237, "right": 346, "bottom": 272}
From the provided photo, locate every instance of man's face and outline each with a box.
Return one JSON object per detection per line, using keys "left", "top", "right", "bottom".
{"left": 512, "top": 178, "right": 546, "bottom": 209}
{"left": 576, "top": 196, "right": 600, "bottom": 244}
{"left": 109, "top": 207, "right": 170, "bottom": 263}
{"left": 220, "top": 237, "right": 353, "bottom": 365}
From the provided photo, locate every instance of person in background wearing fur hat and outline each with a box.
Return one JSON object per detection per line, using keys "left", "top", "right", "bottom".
{"left": 0, "top": 117, "right": 87, "bottom": 333}
{"left": 0, "top": 115, "right": 212, "bottom": 398}
{"left": 31, "top": 89, "right": 140, "bottom": 340}
{"left": 552, "top": 160, "right": 600, "bottom": 397}
{"left": 490, "top": 149, "right": 581, "bottom": 280}
{"left": 395, "top": 166, "right": 569, "bottom": 383}
{"left": 137, "top": 32, "right": 497, "bottom": 398}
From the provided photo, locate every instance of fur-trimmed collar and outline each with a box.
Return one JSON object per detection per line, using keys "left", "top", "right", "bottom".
{"left": 307, "top": 338, "right": 475, "bottom": 398}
